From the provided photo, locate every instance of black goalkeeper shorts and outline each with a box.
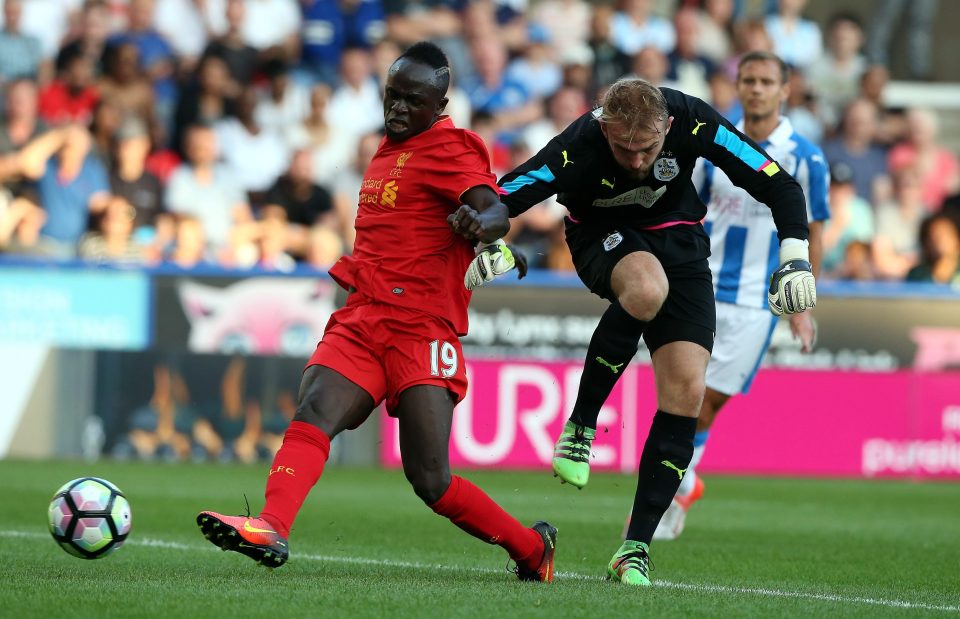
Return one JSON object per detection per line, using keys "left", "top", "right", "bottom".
{"left": 565, "top": 219, "right": 716, "bottom": 354}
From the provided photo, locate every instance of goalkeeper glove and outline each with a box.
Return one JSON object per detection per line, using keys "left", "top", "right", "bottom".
{"left": 768, "top": 238, "right": 817, "bottom": 316}
{"left": 464, "top": 240, "right": 516, "bottom": 291}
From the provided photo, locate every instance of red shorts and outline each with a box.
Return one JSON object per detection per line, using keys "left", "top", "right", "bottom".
{"left": 306, "top": 298, "right": 468, "bottom": 415}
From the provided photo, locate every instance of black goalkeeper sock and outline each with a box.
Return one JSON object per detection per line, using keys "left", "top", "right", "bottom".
{"left": 569, "top": 302, "right": 646, "bottom": 429}
{"left": 626, "top": 410, "right": 697, "bottom": 544}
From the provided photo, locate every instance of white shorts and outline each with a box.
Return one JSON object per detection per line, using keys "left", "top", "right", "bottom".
{"left": 705, "top": 302, "right": 778, "bottom": 396}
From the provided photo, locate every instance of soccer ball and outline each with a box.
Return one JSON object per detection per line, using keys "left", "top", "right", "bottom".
{"left": 48, "top": 477, "right": 132, "bottom": 559}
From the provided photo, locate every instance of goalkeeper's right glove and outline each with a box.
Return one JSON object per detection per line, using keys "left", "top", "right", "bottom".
{"left": 464, "top": 240, "right": 516, "bottom": 290}
{"left": 768, "top": 238, "right": 817, "bottom": 316}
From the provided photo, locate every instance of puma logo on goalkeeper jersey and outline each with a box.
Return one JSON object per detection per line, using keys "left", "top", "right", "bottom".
{"left": 601, "top": 178, "right": 615, "bottom": 189}
{"left": 596, "top": 356, "right": 624, "bottom": 374}
{"left": 661, "top": 460, "right": 687, "bottom": 479}
{"left": 561, "top": 150, "right": 574, "bottom": 167}
{"left": 692, "top": 120, "right": 707, "bottom": 135}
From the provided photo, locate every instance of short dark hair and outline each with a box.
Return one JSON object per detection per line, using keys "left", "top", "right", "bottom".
{"left": 262, "top": 57, "right": 289, "bottom": 79}
{"left": 918, "top": 213, "right": 960, "bottom": 264}
{"left": 397, "top": 41, "right": 450, "bottom": 95}
{"left": 827, "top": 11, "right": 863, "bottom": 32}
{"left": 56, "top": 45, "right": 86, "bottom": 72}
{"left": 737, "top": 51, "right": 790, "bottom": 85}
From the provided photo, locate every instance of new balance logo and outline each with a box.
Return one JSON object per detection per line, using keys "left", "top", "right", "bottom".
{"left": 562, "top": 150, "right": 574, "bottom": 167}
{"left": 596, "top": 356, "right": 624, "bottom": 374}
{"left": 601, "top": 178, "right": 615, "bottom": 189}
{"left": 661, "top": 460, "right": 688, "bottom": 479}
{"left": 692, "top": 120, "right": 707, "bottom": 135}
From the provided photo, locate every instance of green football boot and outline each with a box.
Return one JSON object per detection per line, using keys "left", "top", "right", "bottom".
{"left": 606, "top": 540, "right": 652, "bottom": 586}
{"left": 551, "top": 420, "right": 595, "bottom": 488}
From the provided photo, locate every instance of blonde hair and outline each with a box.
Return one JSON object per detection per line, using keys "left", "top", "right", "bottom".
{"left": 599, "top": 78, "right": 669, "bottom": 143}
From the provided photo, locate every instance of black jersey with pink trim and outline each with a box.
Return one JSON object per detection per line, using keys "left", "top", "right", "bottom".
{"left": 499, "top": 87, "right": 809, "bottom": 242}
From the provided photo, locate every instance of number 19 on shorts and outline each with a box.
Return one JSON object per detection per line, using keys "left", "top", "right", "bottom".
{"left": 429, "top": 340, "right": 459, "bottom": 378}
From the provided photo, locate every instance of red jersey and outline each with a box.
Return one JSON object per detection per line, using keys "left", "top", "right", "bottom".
{"left": 329, "top": 117, "right": 497, "bottom": 335}
{"left": 38, "top": 82, "right": 100, "bottom": 126}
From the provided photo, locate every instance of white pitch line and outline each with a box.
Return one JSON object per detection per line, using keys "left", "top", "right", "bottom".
{"left": 4, "top": 530, "right": 958, "bottom": 613}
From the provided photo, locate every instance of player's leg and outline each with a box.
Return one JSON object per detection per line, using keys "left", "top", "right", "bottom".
{"left": 197, "top": 365, "right": 376, "bottom": 567}
{"left": 198, "top": 305, "right": 385, "bottom": 567}
{"left": 650, "top": 386, "right": 725, "bottom": 540}
{"left": 395, "top": 385, "right": 557, "bottom": 582}
{"left": 609, "top": 250, "right": 714, "bottom": 585}
{"left": 554, "top": 226, "right": 667, "bottom": 487}
{"left": 655, "top": 304, "right": 778, "bottom": 538}
{"left": 609, "top": 340, "right": 708, "bottom": 585}
{"left": 258, "top": 365, "right": 376, "bottom": 534}
{"left": 570, "top": 251, "right": 667, "bottom": 429}
{"left": 677, "top": 387, "right": 728, "bottom": 496}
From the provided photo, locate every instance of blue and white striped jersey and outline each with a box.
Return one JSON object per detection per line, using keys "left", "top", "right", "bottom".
{"left": 697, "top": 118, "right": 830, "bottom": 309}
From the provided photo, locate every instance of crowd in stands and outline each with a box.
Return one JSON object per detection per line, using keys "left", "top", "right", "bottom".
{"left": 108, "top": 354, "right": 301, "bottom": 463}
{"left": 0, "top": 0, "right": 958, "bottom": 285}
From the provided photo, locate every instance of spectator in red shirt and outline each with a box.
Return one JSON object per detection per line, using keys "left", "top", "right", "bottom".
{"left": 38, "top": 48, "right": 101, "bottom": 126}
{"left": 888, "top": 108, "right": 960, "bottom": 212}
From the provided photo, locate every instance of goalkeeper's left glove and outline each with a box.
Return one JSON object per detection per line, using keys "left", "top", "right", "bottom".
{"left": 464, "top": 240, "right": 517, "bottom": 290}
{"left": 768, "top": 238, "right": 817, "bottom": 316}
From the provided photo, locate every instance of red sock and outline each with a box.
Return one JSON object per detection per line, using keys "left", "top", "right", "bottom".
{"left": 430, "top": 475, "right": 542, "bottom": 567}
{"left": 259, "top": 421, "right": 330, "bottom": 538}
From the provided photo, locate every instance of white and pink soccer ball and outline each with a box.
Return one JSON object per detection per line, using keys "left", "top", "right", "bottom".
{"left": 48, "top": 477, "right": 131, "bottom": 559}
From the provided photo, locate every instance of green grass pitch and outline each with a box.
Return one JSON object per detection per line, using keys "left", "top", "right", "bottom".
{"left": 2, "top": 459, "right": 958, "bottom": 618}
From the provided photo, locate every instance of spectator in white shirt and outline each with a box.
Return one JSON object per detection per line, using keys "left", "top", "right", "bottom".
{"left": 764, "top": 0, "right": 822, "bottom": 71}
{"left": 325, "top": 47, "right": 383, "bottom": 146}
{"left": 808, "top": 12, "right": 868, "bottom": 128}
{"left": 204, "top": 0, "right": 301, "bottom": 62}
{"left": 530, "top": 0, "right": 590, "bottom": 57}
{"left": 255, "top": 59, "right": 311, "bottom": 135}
{"left": 285, "top": 84, "right": 353, "bottom": 188}
{"left": 215, "top": 85, "right": 290, "bottom": 200}
{"left": 522, "top": 86, "right": 587, "bottom": 153}
{"left": 153, "top": 0, "right": 210, "bottom": 69}
{"left": 610, "top": 0, "right": 675, "bottom": 56}
{"left": 165, "top": 123, "right": 252, "bottom": 252}
{"left": 695, "top": 0, "right": 734, "bottom": 64}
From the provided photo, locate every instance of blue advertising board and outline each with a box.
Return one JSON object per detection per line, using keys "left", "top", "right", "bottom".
{"left": 0, "top": 268, "right": 151, "bottom": 349}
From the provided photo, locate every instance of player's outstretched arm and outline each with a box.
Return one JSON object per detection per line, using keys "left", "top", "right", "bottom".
{"left": 448, "top": 186, "right": 511, "bottom": 243}
{"left": 449, "top": 186, "right": 530, "bottom": 290}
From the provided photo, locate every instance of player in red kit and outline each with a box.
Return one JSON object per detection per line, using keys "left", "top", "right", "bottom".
{"left": 196, "top": 42, "right": 557, "bottom": 583}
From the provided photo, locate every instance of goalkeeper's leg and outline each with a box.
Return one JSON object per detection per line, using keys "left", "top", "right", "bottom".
{"left": 615, "top": 341, "right": 706, "bottom": 584}
{"left": 555, "top": 252, "right": 664, "bottom": 487}
{"left": 568, "top": 301, "right": 647, "bottom": 429}
{"left": 678, "top": 388, "right": 727, "bottom": 496}
{"left": 569, "top": 252, "right": 666, "bottom": 429}
{"left": 652, "top": 389, "right": 723, "bottom": 540}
